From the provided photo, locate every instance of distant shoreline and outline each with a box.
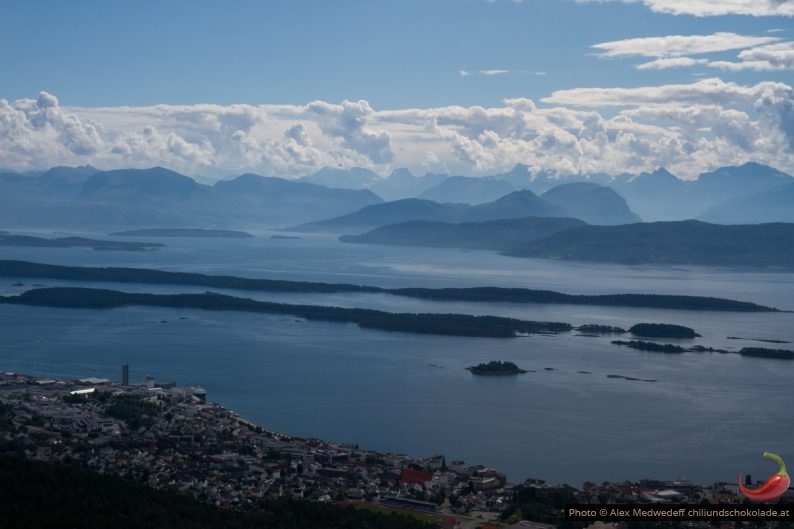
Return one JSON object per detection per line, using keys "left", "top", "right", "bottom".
{"left": 0, "top": 234, "right": 163, "bottom": 252}
{"left": 110, "top": 228, "right": 254, "bottom": 238}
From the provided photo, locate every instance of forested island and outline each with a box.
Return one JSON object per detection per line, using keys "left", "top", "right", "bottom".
{"left": 110, "top": 228, "right": 254, "bottom": 238}
{"left": 611, "top": 340, "right": 686, "bottom": 353}
{"left": 0, "top": 235, "right": 163, "bottom": 252}
{"left": 738, "top": 347, "right": 794, "bottom": 359}
{"left": 629, "top": 323, "right": 700, "bottom": 338}
{"left": 611, "top": 341, "right": 794, "bottom": 360}
{"left": 0, "top": 287, "right": 572, "bottom": 338}
{"left": 576, "top": 324, "right": 626, "bottom": 334}
{"left": 0, "top": 260, "right": 779, "bottom": 312}
{"left": 466, "top": 361, "right": 528, "bottom": 375}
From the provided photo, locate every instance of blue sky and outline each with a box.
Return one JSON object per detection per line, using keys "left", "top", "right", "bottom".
{"left": 2, "top": 0, "right": 790, "bottom": 107}
{"left": 1, "top": 0, "right": 793, "bottom": 179}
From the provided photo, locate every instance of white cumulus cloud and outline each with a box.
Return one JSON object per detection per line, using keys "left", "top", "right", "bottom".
{"left": 710, "top": 41, "right": 794, "bottom": 71}
{"left": 1, "top": 79, "right": 794, "bottom": 181}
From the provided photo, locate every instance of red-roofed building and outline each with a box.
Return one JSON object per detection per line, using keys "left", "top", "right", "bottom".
{"left": 401, "top": 467, "right": 433, "bottom": 485}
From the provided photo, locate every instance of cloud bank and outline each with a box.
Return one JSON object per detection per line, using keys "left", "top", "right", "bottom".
{"left": 1, "top": 79, "right": 793, "bottom": 180}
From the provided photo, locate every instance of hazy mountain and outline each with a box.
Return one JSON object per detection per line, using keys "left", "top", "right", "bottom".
{"left": 540, "top": 182, "right": 641, "bottom": 225}
{"left": 419, "top": 176, "right": 516, "bottom": 204}
{"left": 699, "top": 182, "right": 794, "bottom": 224}
{"left": 508, "top": 220, "right": 794, "bottom": 267}
{"left": 693, "top": 162, "right": 792, "bottom": 207}
{"left": 0, "top": 166, "right": 383, "bottom": 230}
{"left": 299, "top": 167, "right": 380, "bottom": 189}
{"left": 368, "top": 169, "right": 448, "bottom": 201}
{"left": 612, "top": 163, "right": 793, "bottom": 222}
{"left": 610, "top": 168, "right": 698, "bottom": 221}
{"left": 3, "top": 162, "right": 791, "bottom": 231}
{"left": 1, "top": 167, "right": 97, "bottom": 200}
{"left": 495, "top": 164, "right": 571, "bottom": 193}
{"left": 291, "top": 198, "right": 468, "bottom": 233}
{"left": 340, "top": 216, "right": 587, "bottom": 250}
{"left": 214, "top": 173, "right": 382, "bottom": 225}
{"left": 465, "top": 190, "right": 564, "bottom": 221}
{"left": 79, "top": 167, "right": 211, "bottom": 200}
{"left": 36, "top": 165, "right": 99, "bottom": 198}
{"left": 495, "top": 162, "right": 793, "bottom": 223}
{"left": 293, "top": 185, "right": 642, "bottom": 233}
{"left": 495, "top": 164, "right": 534, "bottom": 189}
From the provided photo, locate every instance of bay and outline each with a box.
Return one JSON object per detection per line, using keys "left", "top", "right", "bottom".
{"left": 0, "top": 232, "right": 792, "bottom": 486}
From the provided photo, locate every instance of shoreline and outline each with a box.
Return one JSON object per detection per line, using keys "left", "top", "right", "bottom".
{"left": 0, "top": 369, "right": 745, "bottom": 490}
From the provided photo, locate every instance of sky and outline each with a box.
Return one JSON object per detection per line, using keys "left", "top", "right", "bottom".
{"left": 1, "top": 0, "right": 793, "bottom": 180}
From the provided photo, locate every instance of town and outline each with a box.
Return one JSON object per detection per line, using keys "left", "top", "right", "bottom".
{"left": 0, "top": 368, "right": 788, "bottom": 529}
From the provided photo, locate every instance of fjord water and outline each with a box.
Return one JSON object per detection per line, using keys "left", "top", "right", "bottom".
{"left": 1, "top": 233, "right": 793, "bottom": 486}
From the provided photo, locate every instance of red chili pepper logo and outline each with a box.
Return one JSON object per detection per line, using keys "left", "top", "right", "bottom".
{"left": 739, "top": 452, "right": 790, "bottom": 502}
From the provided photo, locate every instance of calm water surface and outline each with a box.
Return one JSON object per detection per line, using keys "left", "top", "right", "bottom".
{"left": 1, "top": 232, "right": 792, "bottom": 486}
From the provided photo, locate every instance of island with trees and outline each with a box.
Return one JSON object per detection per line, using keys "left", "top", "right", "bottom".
{"left": 629, "top": 323, "right": 700, "bottom": 339}
{"left": 738, "top": 347, "right": 794, "bottom": 360}
{"left": 576, "top": 324, "right": 626, "bottom": 334}
{"left": 611, "top": 340, "right": 686, "bottom": 353}
{"left": 0, "top": 260, "right": 780, "bottom": 313}
{"left": 612, "top": 341, "right": 794, "bottom": 360}
{"left": 466, "top": 361, "right": 528, "bottom": 376}
{"left": 0, "top": 287, "right": 573, "bottom": 339}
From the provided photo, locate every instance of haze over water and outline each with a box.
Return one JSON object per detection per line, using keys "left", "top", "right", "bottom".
{"left": 1, "top": 233, "right": 793, "bottom": 486}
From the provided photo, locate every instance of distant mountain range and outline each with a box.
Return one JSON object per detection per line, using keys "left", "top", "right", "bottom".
{"left": 302, "top": 161, "right": 793, "bottom": 224}
{"left": 609, "top": 163, "right": 793, "bottom": 222}
{"left": 699, "top": 181, "right": 794, "bottom": 224}
{"left": 1, "top": 161, "right": 791, "bottom": 232}
{"left": 292, "top": 185, "right": 638, "bottom": 233}
{"left": 0, "top": 167, "right": 382, "bottom": 230}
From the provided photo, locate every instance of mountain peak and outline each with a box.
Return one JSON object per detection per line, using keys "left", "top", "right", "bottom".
{"left": 698, "top": 162, "right": 791, "bottom": 181}
{"left": 541, "top": 182, "right": 641, "bottom": 224}
{"left": 388, "top": 168, "right": 415, "bottom": 180}
{"left": 77, "top": 167, "right": 203, "bottom": 199}
{"left": 651, "top": 167, "right": 675, "bottom": 178}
